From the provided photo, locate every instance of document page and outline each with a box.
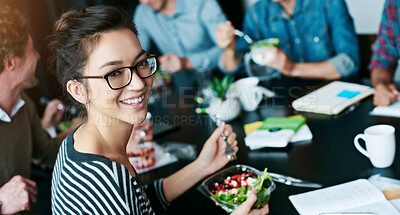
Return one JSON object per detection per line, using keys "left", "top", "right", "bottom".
{"left": 369, "top": 174, "right": 400, "bottom": 211}
{"left": 370, "top": 98, "right": 400, "bottom": 118}
{"left": 289, "top": 179, "right": 399, "bottom": 215}
{"left": 340, "top": 200, "right": 400, "bottom": 215}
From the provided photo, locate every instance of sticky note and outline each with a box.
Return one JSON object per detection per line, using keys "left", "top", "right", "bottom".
{"left": 336, "top": 90, "right": 360, "bottom": 99}
{"left": 244, "top": 121, "right": 263, "bottom": 136}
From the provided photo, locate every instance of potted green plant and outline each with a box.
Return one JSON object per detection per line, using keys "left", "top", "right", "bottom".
{"left": 207, "top": 75, "right": 241, "bottom": 121}
{"left": 209, "top": 75, "right": 234, "bottom": 101}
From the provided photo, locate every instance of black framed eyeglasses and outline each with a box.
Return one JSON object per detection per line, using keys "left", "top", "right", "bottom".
{"left": 74, "top": 55, "right": 158, "bottom": 90}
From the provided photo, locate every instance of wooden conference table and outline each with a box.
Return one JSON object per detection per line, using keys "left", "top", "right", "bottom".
{"left": 143, "top": 78, "right": 400, "bottom": 215}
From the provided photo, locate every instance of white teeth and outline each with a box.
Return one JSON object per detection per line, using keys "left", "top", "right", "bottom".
{"left": 121, "top": 95, "right": 145, "bottom": 105}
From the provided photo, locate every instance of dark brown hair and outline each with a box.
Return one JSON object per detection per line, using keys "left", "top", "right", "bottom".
{"left": 0, "top": 6, "right": 29, "bottom": 72}
{"left": 48, "top": 5, "right": 138, "bottom": 117}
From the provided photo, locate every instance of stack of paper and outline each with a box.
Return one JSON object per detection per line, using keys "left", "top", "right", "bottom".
{"left": 244, "top": 115, "right": 312, "bottom": 150}
{"left": 370, "top": 98, "right": 400, "bottom": 118}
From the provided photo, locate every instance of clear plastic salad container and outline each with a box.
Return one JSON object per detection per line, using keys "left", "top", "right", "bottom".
{"left": 197, "top": 164, "right": 275, "bottom": 213}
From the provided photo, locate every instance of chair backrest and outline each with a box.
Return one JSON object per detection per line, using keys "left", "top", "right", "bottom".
{"left": 344, "top": 0, "right": 385, "bottom": 34}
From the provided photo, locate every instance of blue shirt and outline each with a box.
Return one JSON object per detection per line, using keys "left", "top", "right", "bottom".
{"left": 134, "top": 0, "right": 226, "bottom": 70}
{"left": 232, "top": 0, "right": 359, "bottom": 78}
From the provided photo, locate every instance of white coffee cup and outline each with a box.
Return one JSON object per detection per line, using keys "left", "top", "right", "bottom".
{"left": 233, "top": 77, "right": 275, "bottom": 112}
{"left": 353, "top": 124, "right": 396, "bottom": 168}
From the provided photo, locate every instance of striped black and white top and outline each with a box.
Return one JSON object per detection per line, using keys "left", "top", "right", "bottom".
{"left": 51, "top": 130, "right": 169, "bottom": 214}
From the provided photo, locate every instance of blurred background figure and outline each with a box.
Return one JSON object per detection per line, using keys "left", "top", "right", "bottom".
{"left": 126, "top": 116, "right": 154, "bottom": 154}
{"left": 369, "top": 0, "right": 400, "bottom": 106}
{"left": 40, "top": 98, "right": 65, "bottom": 137}
{"left": 0, "top": 6, "right": 63, "bottom": 214}
{"left": 134, "top": 0, "right": 227, "bottom": 88}
{"left": 216, "top": 0, "right": 360, "bottom": 81}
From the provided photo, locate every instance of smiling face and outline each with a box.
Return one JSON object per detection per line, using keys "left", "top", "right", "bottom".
{"left": 78, "top": 28, "right": 153, "bottom": 126}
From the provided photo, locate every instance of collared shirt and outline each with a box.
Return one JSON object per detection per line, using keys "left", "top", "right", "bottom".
{"left": 0, "top": 96, "right": 25, "bottom": 122}
{"left": 369, "top": 0, "right": 400, "bottom": 73}
{"left": 229, "top": 0, "right": 359, "bottom": 78}
{"left": 134, "top": 0, "right": 226, "bottom": 70}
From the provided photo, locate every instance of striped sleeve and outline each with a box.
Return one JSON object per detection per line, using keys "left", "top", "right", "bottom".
{"left": 143, "top": 179, "right": 170, "bottom": 213}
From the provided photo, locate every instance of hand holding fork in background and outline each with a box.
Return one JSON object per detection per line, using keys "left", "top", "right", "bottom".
{"left": 126, "top": 112, "right": 154, "bottom": 154}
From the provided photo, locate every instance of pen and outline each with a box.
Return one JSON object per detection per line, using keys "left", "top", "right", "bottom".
{"left": 319, "top": 213, "right": 375, "bottom": 215}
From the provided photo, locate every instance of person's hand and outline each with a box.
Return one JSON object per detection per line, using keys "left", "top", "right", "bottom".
{"left": 216, "top": 21, "right": 236, "bottom": 50}
{"left": 126, "top": 120, "right": 154, "bottom": 153}
{"left": 159, "top": 53, "right": 186, "bottom": 73}
{"left": 0, "top": 175, "right": 38, "bottom": 214}
{"left": 231, "top": 188, "right": 269, "bottom": 215}
{"left": 373, "top": 83, "right": 399, "bottom": 106}
{"left": 263, "top": 47, "right": 295, "bottom": 76}
{"left": 41, "top": 99, "right": 65, "bottom": 129}
{"left": 195, "top": 123, "right": 238, "bottom": 176}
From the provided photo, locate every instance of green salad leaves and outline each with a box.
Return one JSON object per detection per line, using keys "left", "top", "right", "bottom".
{"left": 250, "top": 38, "right": 279, "bottom": 50}
{"left": 213, "top": 168, "right": 272, "bottom": 209}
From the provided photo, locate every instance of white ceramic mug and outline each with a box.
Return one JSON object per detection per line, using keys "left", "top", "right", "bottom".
{"left": 353, "top": 125, "right": 396, "bottom": 168}
{"left": 233, "top": 77, "right": 275, "bottom": 112}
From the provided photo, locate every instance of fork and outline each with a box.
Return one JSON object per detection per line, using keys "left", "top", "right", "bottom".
{"left": 212, "top": 114, "right": 237, "bottom": 161}
{"left": 233, "top": 29, "right": 253, "bottom": 44}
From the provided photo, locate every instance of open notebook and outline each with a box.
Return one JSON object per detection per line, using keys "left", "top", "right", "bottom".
{"left": 289, "top": 178, "right": 400, "bottom": 215}
{"left": 292, "top": 81, "right": 374, "bottom": 115}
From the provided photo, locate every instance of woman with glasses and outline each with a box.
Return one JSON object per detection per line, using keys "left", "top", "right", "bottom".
{"left": 48, "top": 5, "right": 268, "bottom": 214}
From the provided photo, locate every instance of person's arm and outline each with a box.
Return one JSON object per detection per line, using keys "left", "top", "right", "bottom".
{"left": 369, "top": 0, "right": 400, "bottom": 106}
{"left": 287, "top": 61, "right": 340, "bottom": 80}
{"left": 263, "top": 47, "right": 341, "bottom": 80}
{"left": 160, "top": 0, "right": 228, "bottom": 73}
{"left": 270, "top": 0, "right": 358, "bottom": 79}
{"left": 369, "top": 0, "right": 400, "bottom": 75}
{"left": 158, "top": 53, "right": 194, "bottom": 73}
{"left": 162, "top": 123, "right": 237, "bottom": 202}
{"left": 184, "top": 0, "right": 227, "bottom": 70}
{"left": 324, "top": 0, "right": 360, "bottom": 79}
{"left": 0, "top": 175, "right": 38, "bottom": 214}
{"left": 160, "top": 124, "right": 268, "bottom": 214}
{"left": 216, "top": 21, "right": 241, "bottom": 72}
{"left": 23, "top": 94, "right": 62, "bottom": 169}
{"left": 262, "top": 0, "right": 358, "bottom": 79}
{"left": 371, "top": 68, "right": 398, "bottom": 106}
{"left": 40, "top": 99, "right": 64, "bottom": 130}
{"left": 41, "top": 99, "right": 65, "bottom": 138}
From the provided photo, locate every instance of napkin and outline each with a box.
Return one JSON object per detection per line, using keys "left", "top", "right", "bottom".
{"left": 244, "top": 115, "right": 312, "bottom": 149}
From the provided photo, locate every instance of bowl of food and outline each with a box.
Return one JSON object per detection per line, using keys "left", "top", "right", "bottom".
{"left": 128, "top": 142, "right": 155, "bottom": 170}
{"left": 198, "top": 164, "right": 275, "bottom": 213}
{"left": 250, "top": 38, "right": 279, "bottom": 65}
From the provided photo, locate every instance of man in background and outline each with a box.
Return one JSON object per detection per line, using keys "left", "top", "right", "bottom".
{"left": 0, "top": 6, "right": 63, "bottom": 214}
{"left": 134, "top": 0, "right": 227, "bottom": 87}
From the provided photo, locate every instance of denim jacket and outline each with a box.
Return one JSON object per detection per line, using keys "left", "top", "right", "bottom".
{"left": 231, "top": 0, "right": 359, "bottom": 78}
